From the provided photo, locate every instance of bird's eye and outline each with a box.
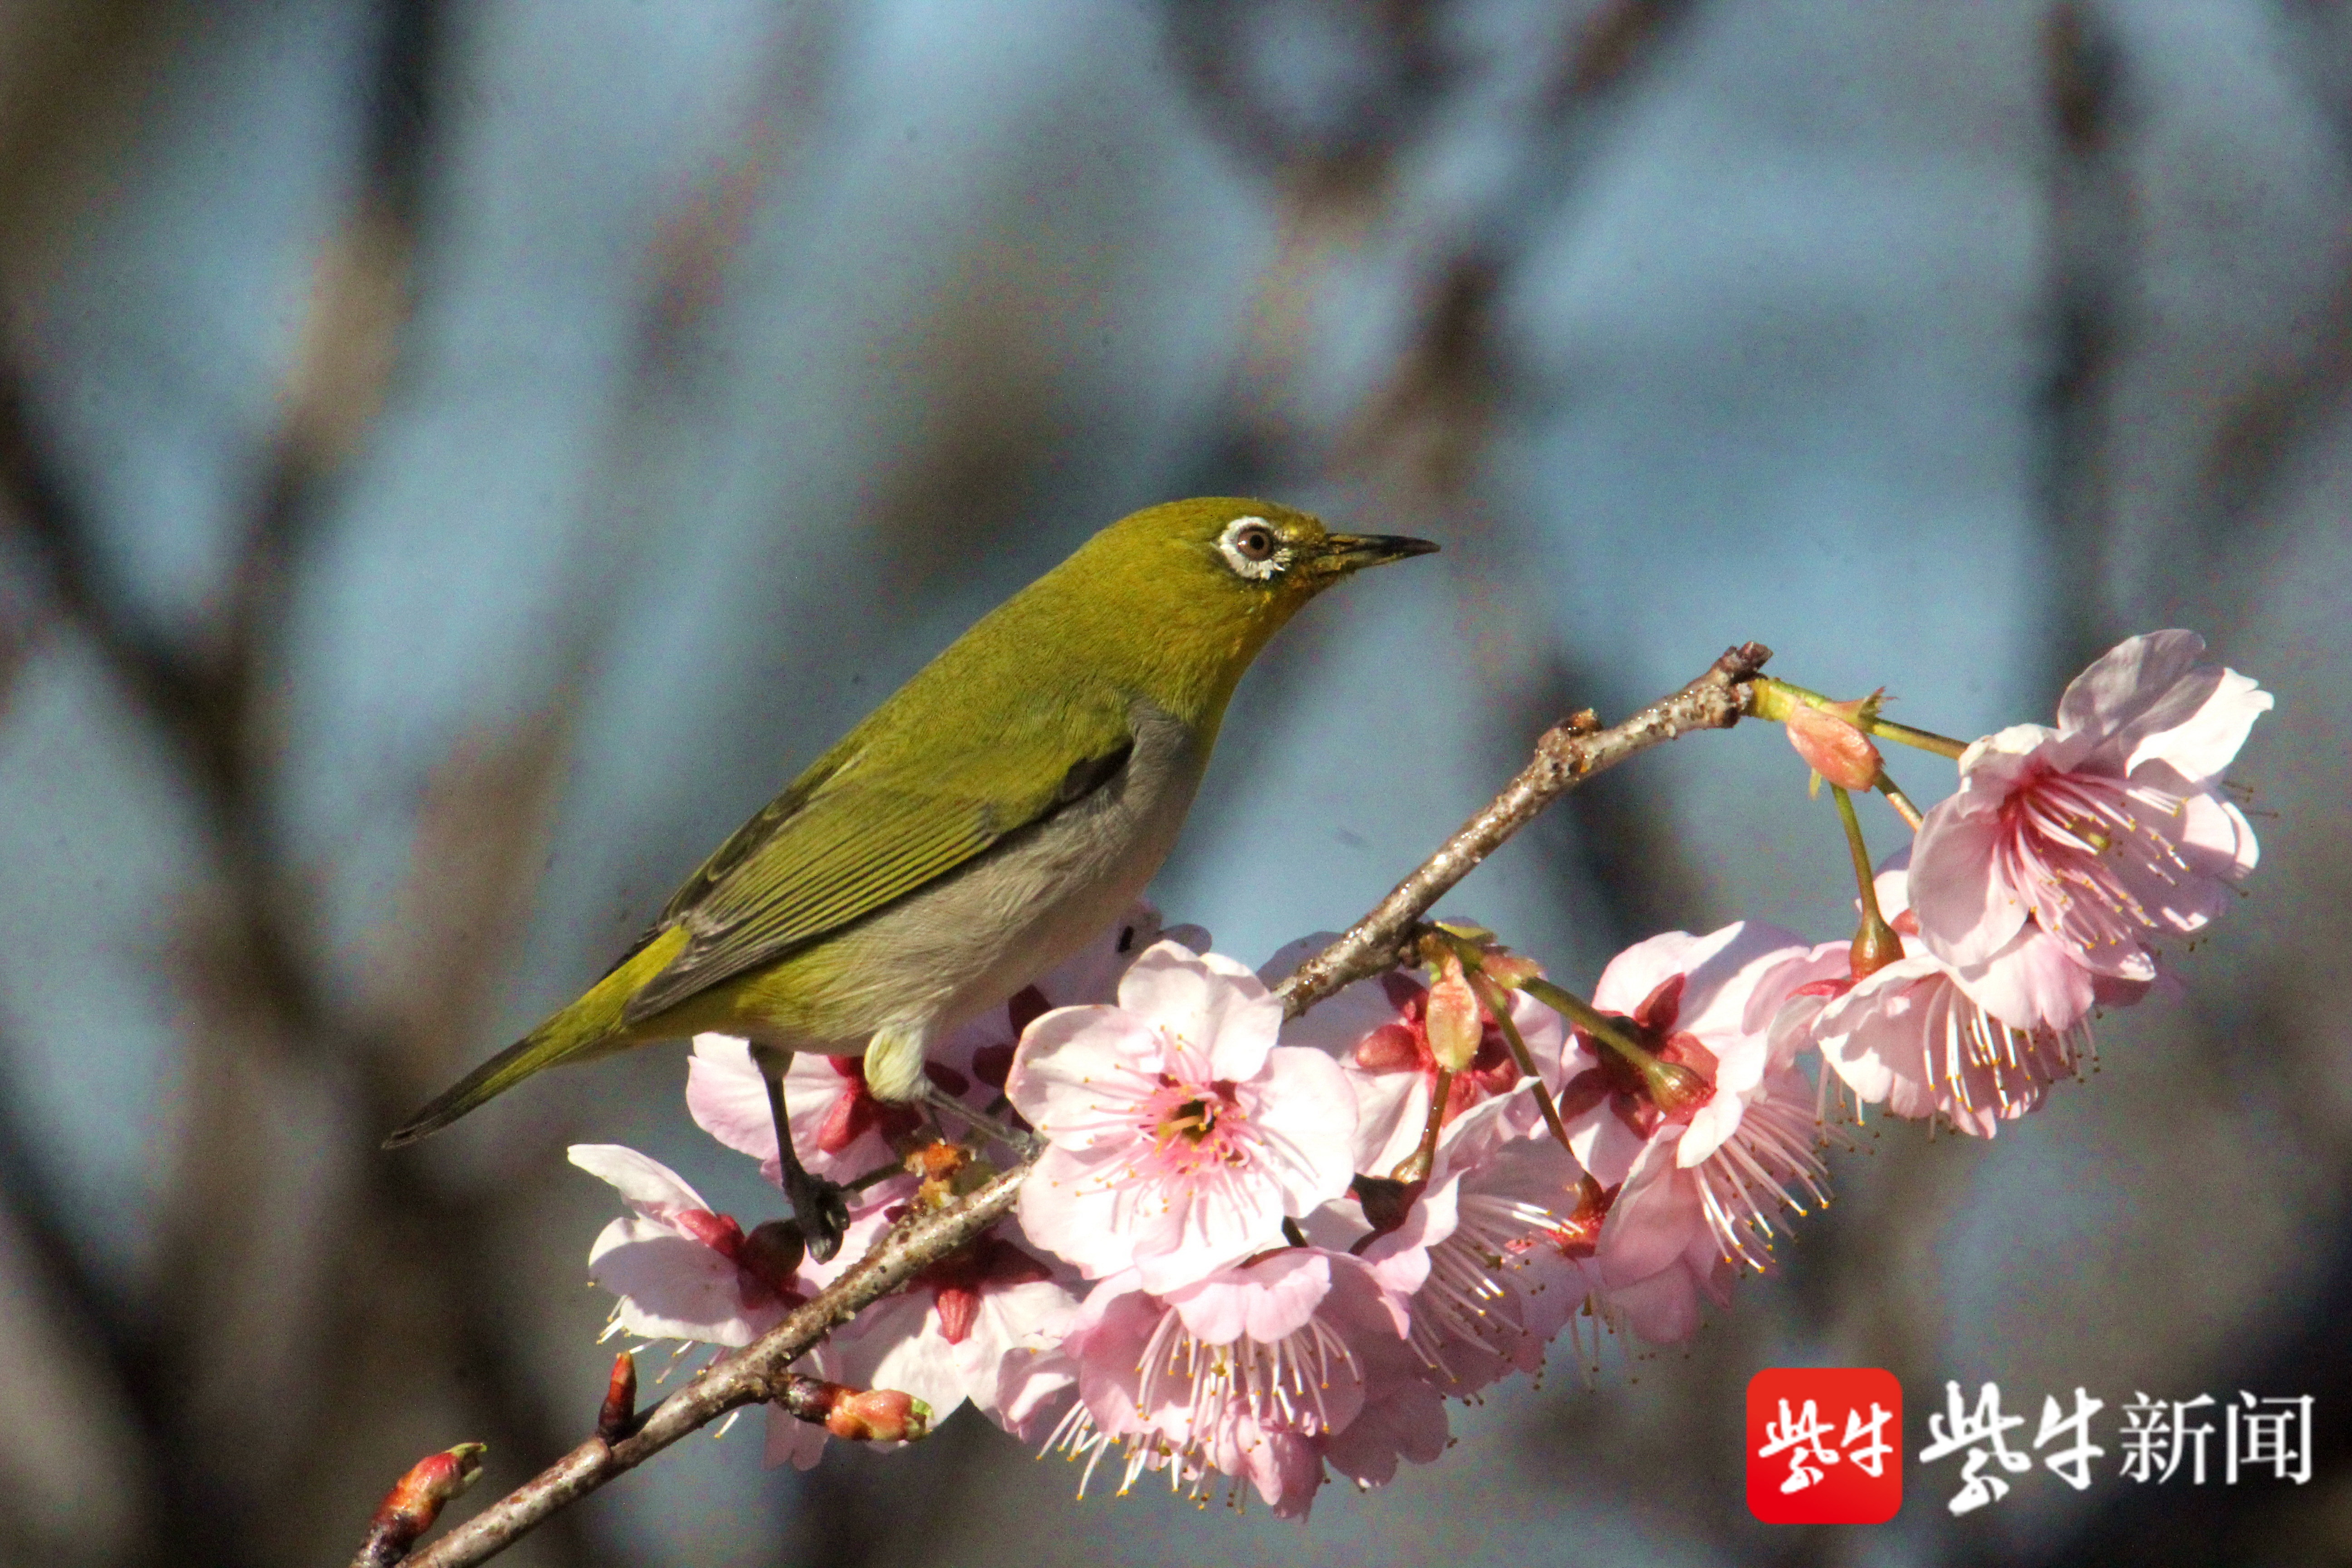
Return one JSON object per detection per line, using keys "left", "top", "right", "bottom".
{"left": 1216, "top": 515, "right": 1290, "bottom": 580}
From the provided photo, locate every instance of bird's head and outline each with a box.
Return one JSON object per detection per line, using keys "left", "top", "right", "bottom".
{"left": 1049, "top": 496, "right": 1439, "bottom": 716}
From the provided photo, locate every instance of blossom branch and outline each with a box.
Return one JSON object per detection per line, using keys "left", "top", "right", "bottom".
{"left": 1273, "top": 641, "right": 1772, "bottom": 1015}
{"left": 404, "top": 1160, "right": 1024, "bottom": 1566}
{"left": 384, "top": 641, "right": 1772, "bottom": 1567}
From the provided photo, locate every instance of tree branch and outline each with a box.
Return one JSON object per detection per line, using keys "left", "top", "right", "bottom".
{"left": 387, "top": 639, "right": 1774, "bottom": 1568}
{"left": 1273, "top": 640, "right": 1770, "bottom": 1015}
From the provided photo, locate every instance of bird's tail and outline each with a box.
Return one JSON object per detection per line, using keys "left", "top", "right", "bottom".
{"left": 380, "top": 926, "right": 691, "bottom": 1148}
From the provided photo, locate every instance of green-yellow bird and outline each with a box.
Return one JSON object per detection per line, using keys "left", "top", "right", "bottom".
{"left": 384, "top": 498, "right": 1436, "bottom": 1255}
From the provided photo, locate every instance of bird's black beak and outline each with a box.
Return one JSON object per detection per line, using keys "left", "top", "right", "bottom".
{"left": 1319, "top": 533, "right": 1441, "bottom": 573}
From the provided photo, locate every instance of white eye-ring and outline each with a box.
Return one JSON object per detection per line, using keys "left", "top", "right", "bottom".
{"left": 1216, "top": 515, "right": 1291, "bottom": 581}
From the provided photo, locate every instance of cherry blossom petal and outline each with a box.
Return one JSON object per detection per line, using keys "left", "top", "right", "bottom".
{"left": 1912, "top": 632, "right": 2269, "bottom": 1011}
{"left": 1166, "top": 1249, "right": 1330, "bottom": 1343}
{"left": 569, "top": 1143, "right": 710, "bottom": 1218}
{"left": 1112, "top": 943, "right": 1284, "bottom": 1082}
{"left": 1011, "top": 945, "right": 1356, "bottom": 1292}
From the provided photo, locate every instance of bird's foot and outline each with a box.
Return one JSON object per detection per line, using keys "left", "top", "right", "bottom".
{"left": 784, "top": 1165, "right": 852, "bottom": 1264}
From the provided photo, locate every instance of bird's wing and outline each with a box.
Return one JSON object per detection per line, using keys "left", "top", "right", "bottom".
{"left": 617, "top": 689, "right": 1137, "bottom": 1025}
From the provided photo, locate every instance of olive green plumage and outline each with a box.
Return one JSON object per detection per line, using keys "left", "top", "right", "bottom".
{"left": 384, "top": 497, "right": 1435, "bottom": 1149}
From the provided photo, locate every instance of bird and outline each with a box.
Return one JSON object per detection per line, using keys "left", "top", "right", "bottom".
{"left": 383, "top": 497, "right": 1437, "bottom": 1257}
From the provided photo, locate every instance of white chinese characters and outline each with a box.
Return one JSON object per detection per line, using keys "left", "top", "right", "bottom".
{"left": 1919, "top": 1382, "right": 2313, "bottom": 1514}
{"left": 1757, "top": 1397, "right": 1895, "bottom": 1494}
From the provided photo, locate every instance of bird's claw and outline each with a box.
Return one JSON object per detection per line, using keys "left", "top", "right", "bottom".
{"left": 785, "top": 1166, "right": 852, "bottom": 1263}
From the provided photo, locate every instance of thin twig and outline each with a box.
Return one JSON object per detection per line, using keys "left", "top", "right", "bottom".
{"left": 1271, "top": 641, "right": 1770, "bottom": 1016}
{"left": 385, "top": 638, "right": 1772, "bottom": 1568}
{"left": 402, "top": 1164, "right": 1026, "bottom": 1568}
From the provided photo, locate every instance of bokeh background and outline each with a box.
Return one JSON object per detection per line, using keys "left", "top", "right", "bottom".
{"left": 0, "top": 1, "right": 2344, "bottom": 1563}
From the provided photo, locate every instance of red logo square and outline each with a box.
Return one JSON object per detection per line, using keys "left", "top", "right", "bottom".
{"left": 1747, "top": 1367, "right": 1904, "bottom": 1524}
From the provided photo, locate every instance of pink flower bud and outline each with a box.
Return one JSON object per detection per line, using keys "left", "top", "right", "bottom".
{"left": 775, "top": 1375, "right": 935, "bottom": 1443}
{"left": 1785, "top": 697, "right": 1883, "bottom": 791}
{"left": 1480, "top": 951, "right": 1543, "bottom": 988}
{"left": 824, "top": 1388, "right": 931, "bottom": 1443}
{"left": 1423, "top": 957, "right": 1483, "bottom": 1072}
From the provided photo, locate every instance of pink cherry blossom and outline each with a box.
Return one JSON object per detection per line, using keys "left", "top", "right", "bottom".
{"left": 687, "top": 1039, "right": 961, "bottom": 1186}
{"left": 689, "top": 902, "right": 1192, "bottom": 1183}
{"left": 1502, "top": 1170, "right": 1617, "bottom": 1357}
{"left": 1264, "top": 933, "right": 1565, "bottom": 1177}
{"left": 1553, "top": 924, "right": 1834, "bottom": 1341}
{"left": 1797, "top": 859, "right": 2088, "bottom": 1137}
{"left": 1354, "top": 1097, "right": 1596, "bottom": 1393}
{"left": 1045, "top": 1248, "right": 1438, "bottom": 1517}
{"left": 1597, "top": 1042, "right": 1829, "bottom": 1332}
{"left": 935, "top": 903, "right": 1209, "bottom": 1094}
{"left": 1557, "top": 922, "right": 1819, "bottom": 1186}
{"left": 822, "top": 1213, "right": 1082, "bottom": 1440}
{"left": 571, "top": 1145, "right": 847, "bottom": 1472}
{"left": 1911, "top": 630, "right": 2269, "bottom": 1029}
{"left": 1592, "top": 1132, "right": 1733, "bottom": 1343}
{"left": 1009, "top": 942, "right": 1357, "bottom": 1293}
{"left": 569, "top": 1144, "right": 810, "bottom": 1347}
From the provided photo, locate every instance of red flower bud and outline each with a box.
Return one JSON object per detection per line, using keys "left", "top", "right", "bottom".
{"left": 597, "top": 1352, "right": 638, "bottom": 1445}
{"left": 357, "top": 1443, "right": 486, "bottom": 1566}
{"left": 1353, "top": 1021, "right": 1422, "bottom": 1072}
{"left": 673, "top": 1208, "right": 747, "bottom": 1259}
{"left": 1480, "top": 951, "right": 1543, "bottom": 988}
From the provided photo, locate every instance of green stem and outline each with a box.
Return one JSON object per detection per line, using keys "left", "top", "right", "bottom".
{"left": 1524, "top": 975, "right": 1711, "bottom": 1113}
{"left": 1832, "top": 784, "right": 1903, "bottom": 973}
{"left": 1520, "top": 976, "right": 1650, "bottom": 1070}
{"left": 1878, "top": 777, "right": 1925, "bottom": 830}
{"left": 1832, "top": 783, "right": 1876, "bottom": 894}
{"left": 1749, "top": 675, "right": 1968, "bottom": 760}
{"left": 1461, "top": 963, "right": 1575, "bottom": 1156}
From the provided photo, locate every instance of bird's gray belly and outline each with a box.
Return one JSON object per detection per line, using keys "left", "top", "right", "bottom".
{"left": 788, "top": 699, "right": 1206, "bottom": 1054}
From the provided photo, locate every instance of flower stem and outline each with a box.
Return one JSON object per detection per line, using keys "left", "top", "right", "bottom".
{"left": 1463, "top": 966, "right": 1575, "bottom": 1155}
{"left": 1391, "top": 1068, "right": 1453, "bottom": 1184}
{"left": 1878, "top": 777, "right": 1925, "bottom": 830}
{"left": 1749, "top": 675, "right": 1968, "bottom": 760}
{"left": 1520, "top": 976, "right": 1647, "bottom": 1067}
{"left": 1521, "top": 975, "right": 1710, "bottom": 1112}
{"left": 1833, "top": 784, "right": 1904, "bottom": 975}
{"left": 1432, "top": 931, "right": 1576, "bottom": 1156}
